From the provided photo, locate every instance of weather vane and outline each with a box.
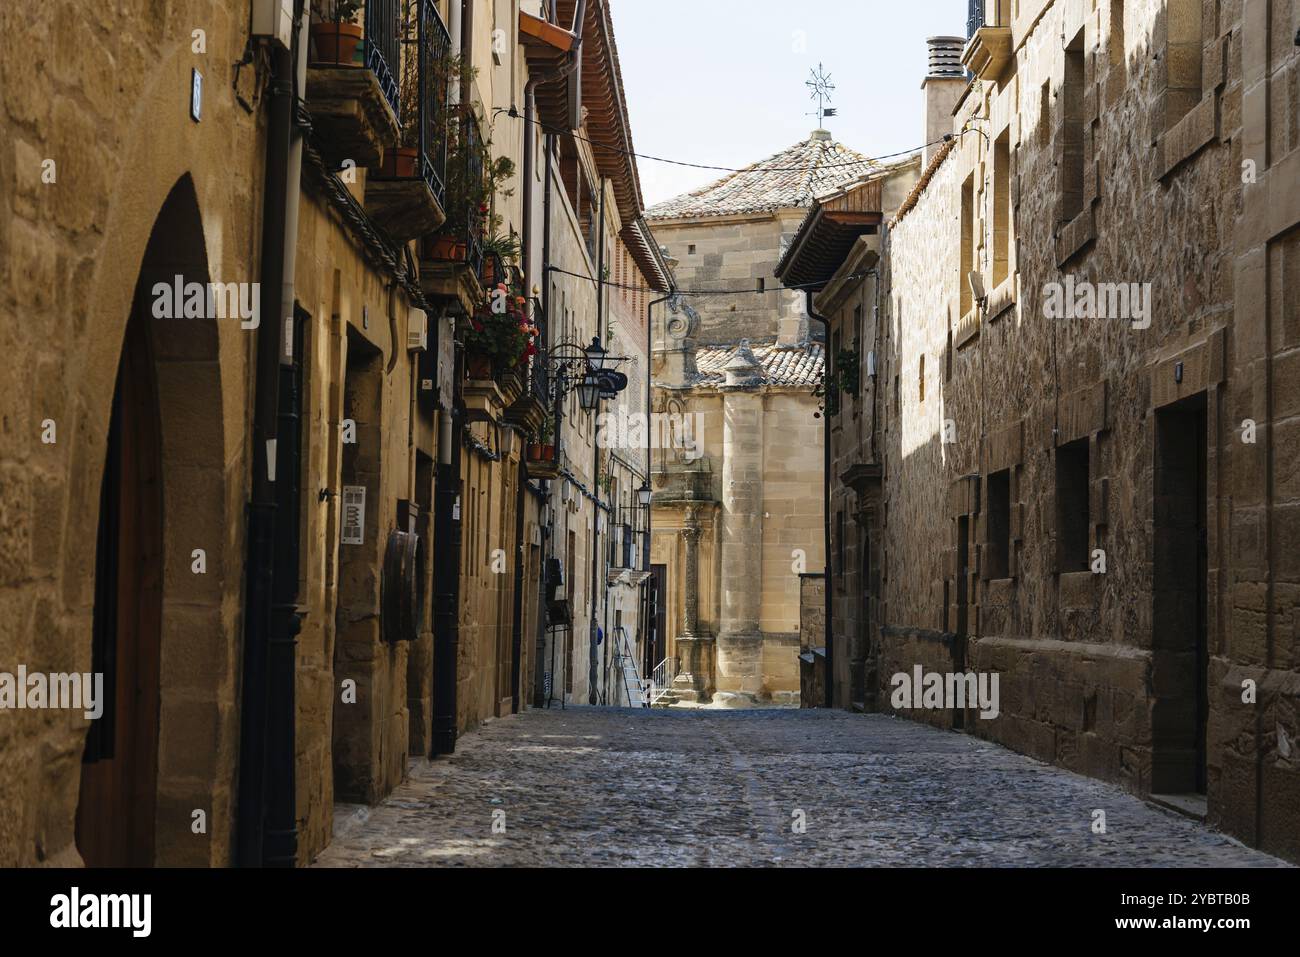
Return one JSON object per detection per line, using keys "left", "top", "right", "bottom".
{"left": 806, "top": 63, "right": 838, "bottom": 128}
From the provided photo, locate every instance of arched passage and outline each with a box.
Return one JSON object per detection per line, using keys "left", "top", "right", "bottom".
{"left": 76, "top": 174, "right": 230, "bottom": 866}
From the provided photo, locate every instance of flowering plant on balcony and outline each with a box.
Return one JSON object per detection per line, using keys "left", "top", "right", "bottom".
{"left": 465, "top": 282, "right": 537, "bottom": 375}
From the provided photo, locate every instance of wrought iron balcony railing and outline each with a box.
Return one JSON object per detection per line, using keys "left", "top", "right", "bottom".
{"left": 366, "top": 0, "right": 402, "bottom": 119}
{"left": 463, "top": 111, "right": 486, "bottom": 278}
{"left": 412, "top": 0, "right": 451, "bottom": 205}
{"left": 967, "top": 0, "right": 985, "bottom": 39}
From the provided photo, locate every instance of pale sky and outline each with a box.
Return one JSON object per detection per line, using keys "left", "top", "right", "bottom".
{"left": 608, "top": 0, "right": 967, "bottom": 208}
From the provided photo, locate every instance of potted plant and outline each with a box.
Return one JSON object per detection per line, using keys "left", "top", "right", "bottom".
{"left": 430, "top": 103, "right": 517, "bottom": 263}
{"left": 310, "top": 0, "right": 364, "bottom": 66}
{"left": 528, "top": 416, "right": 557, "bottom": 464}
{"left": 382, "top": 19, "right": 455, "bottom": 180}
{"left": 465, "top": 281, "right": 537, "bottom": 380}
{"left": 480, "top": 233, "right": 520, "bottom": 286}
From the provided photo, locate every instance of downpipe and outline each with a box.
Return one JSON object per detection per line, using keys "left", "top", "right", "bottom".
{"left": 237, "top": 0, "right": 306, "bottom": 867}
{"left": 805, "top": 289, "right": 834, "bottom": 710}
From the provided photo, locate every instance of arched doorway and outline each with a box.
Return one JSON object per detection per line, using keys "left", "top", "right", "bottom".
{"left": 76, "top": 175, "right": 219, "bottom": 866}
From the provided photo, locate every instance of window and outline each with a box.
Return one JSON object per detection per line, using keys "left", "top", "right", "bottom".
{"left": 836, "top": 511, "right": 845, "bottom": 587}
{"left": 756, "top": 277, "right": 765, "bottom": 293}
{"left": 1061, "top": 29, "right": 1087, "bottom": 223}
{"left": 1039, "top": 81, "right": 1052, "bottom": 148}
{"left": 1055, "top": 438, "right": 1091, "bottom": 572}
{"left": 986, "top": 469, "right": 1011, "bottom": 579}
{"left": 918, "top": 355, "right": 926, "bottom": 404}
{"left": 993, "top": 129, "right": 1012, "bottom": 287}
{"left": 1164, "top": 0, "right": 1203, "bottom": 129}
{"left": 1109, "top": 0, "right": 1125, "bottom": 70}
{"left": 688, "top": 244, "right": 697, "bottom": 255}
{"left": 960, "top": 173, "right": 975, "bottom": 315}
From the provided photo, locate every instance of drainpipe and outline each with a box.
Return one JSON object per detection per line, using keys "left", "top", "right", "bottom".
{"left": 536, "top": 131, "right": 556, "bottom": 709}
{"left": 431, "top": 361, "right": 463, "bottom": 755}
{"left": 237, "top": 0, "right": 305, "bottom": 867}
{"left": 805, "top": 289, "right": 834, "bottom": 709}
{"left": 589, "top": 178, "right": 607, "bottom": 705}
{"left": 508, "top": 80, "right": 541, "bottom": 715}
{"left": 263, "top": 1, "right": 310, "bottom": 869}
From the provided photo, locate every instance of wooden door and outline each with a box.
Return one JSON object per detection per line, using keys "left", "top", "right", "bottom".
{"left": 76, "top": 315, "right": 163, "bottom": 867}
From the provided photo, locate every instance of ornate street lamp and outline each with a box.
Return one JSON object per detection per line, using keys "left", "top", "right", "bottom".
{"left": 637, "top": 481, "right": 652, "bottom": 508}
{"left": 584, "top": 336, "right": 609, "bottom": 373}
{"left": 577, "top": 373, "right": 602, "bottom": 411}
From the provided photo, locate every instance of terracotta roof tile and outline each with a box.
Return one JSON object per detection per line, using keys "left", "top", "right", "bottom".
{"left": 645, "top": 133, "right": 879, "bottom": 220}
{"left": 692, "top": 340, "right": 824, "bottom": 388}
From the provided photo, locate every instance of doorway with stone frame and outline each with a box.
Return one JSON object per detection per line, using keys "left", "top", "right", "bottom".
{"left": 77, "top": 174, "right": 231, "bottom": 867}
{"left": 1151, "top": 392, "right": 1209, "bottom": 804}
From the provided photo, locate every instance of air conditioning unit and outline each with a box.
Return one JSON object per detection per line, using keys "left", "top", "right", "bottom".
{"left": 407, "top": 311, "right": 428, "bottom": 352}
{"left": 251, "top": 0, "right": 294, "bottom": 50}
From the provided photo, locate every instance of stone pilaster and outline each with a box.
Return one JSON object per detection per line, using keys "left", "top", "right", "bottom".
{"left": 717, "top": 342, "right": 766, "bottom": 696}
{"left": 672, "top": 504, "right": 714, "bottom": 701}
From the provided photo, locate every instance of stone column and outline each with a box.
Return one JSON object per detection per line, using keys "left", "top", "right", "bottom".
{"left": 672, "top": 504, "right": 714, "bottom": 702}
{"left": 717, "top": 342, "right": 766, "bottom": 697}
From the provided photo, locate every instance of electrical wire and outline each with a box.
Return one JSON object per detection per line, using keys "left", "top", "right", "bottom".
{"left": 545, "top": 263, "right": 874, "bottom": 297}
{"left": 496, "top": 105, "right": 945, "bottom": 174}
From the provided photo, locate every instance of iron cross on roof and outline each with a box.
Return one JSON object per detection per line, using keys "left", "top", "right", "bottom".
{"left": 806, "top": 63, "right": 837, "bottom": 128}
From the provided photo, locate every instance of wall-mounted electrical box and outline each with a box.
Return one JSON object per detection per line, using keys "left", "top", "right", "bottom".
{"left": 252, "top": 0, "right": 295, "bottom": 51}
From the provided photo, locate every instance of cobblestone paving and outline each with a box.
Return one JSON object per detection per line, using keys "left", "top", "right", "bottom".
{"left": 312, "top": 707, "right": 1288, "bottom": 867}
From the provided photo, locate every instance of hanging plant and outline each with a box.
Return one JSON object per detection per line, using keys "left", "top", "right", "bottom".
{"left": 835, "top": 347, "right": 860, "bottom": 398}
{"left": 465, "top": 280, "right": 537, "bottom": 374}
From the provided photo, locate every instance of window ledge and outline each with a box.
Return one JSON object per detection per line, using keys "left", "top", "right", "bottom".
{"left": 986, "top": 275, "right": 1017, "bottom": 323}
{"left": 1055, "top": 206, "right": 1096, "bottom": 267}
{"left": 955, "top": 306, "right": 981, "bottom": 349}
{"left": 1158, "top": 93, "right": 1217, "bottom": 181}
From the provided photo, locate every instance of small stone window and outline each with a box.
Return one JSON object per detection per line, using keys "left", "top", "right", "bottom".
{"left": 986, "top": 469, "right": 1011, "bottom": 579}
{"left": 1055, "top": 438, "right": 1091, "bottom": 572}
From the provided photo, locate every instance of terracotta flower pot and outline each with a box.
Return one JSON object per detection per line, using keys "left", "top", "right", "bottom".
{"left": 311, "top": 22, "right": 363, "bottom": 66}
{"left": 381, "top": 146, "right": 419, "bottom": 179}
{"left": 426, "top": 234, "right": 467, "bottom": 262}
{"left": 527, "top": 443, "right": 556, "bottom": 463}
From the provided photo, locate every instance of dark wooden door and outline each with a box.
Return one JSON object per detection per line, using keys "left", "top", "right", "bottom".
{"left": 76, "top": 315, "right": 163, "bottom": 867}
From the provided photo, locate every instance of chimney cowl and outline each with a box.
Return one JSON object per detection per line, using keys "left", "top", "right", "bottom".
{"left": 926, "top": 35, "right": 967, "bottom": 79}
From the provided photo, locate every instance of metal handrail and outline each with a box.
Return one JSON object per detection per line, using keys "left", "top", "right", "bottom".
{"left": 649, "top": 656, "right": 678, "bottom": 706}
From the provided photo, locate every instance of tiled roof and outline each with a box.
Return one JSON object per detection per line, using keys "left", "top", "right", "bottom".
{"left": 692, "top": 340, "right": 824, "bottom": 388}
{"left": 645, "top": 132, "right": 880, "bottom": 220}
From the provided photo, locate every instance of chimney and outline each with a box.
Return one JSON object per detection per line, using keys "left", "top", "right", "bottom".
{"left": 922, "top": 36, "right": 967, "bottom": 166}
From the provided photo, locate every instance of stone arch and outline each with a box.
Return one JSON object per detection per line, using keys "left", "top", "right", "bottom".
{"left": 73, "top": 173, "right": 234, "bottom": 866}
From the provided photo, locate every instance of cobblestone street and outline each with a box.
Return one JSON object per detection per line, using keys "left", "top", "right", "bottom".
{"left": 312, "top": 708, "right": 1287, "bottom": 868}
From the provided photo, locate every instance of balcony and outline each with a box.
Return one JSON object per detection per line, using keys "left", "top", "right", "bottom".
{"left": 419, "top": 111, "right": 488, "bottom": 314}
{"left": 307, "top": 0, "right": 403, "bottom": 170}
{"left": 962, "top": 1, "right": 1013, "bottom": 82}
{"left": 366, "top": 0, "right": 452, "bottom": 240}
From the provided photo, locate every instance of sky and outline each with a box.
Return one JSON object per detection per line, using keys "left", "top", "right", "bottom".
{"left": 608, "top": 0, "right": 967, "bottom": 209}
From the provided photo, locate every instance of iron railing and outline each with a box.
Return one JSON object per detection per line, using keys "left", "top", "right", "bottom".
{"left": 967, "top": 0, "right": 985, "bottom": 38}
{"left": 366, "top": 0, "right": 402, "bottom": 119}
{"left": 650, "top": 657, "right": 678, "bottom": 706}
{"left": 415, "top": 0, "right": 452, "bottom": 205}
{"left": 463, "top": 111, "right": 486, "bottom": 277}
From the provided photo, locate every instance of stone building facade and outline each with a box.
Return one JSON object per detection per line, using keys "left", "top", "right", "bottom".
{"left": 784, "top": 1, "right": 1300, "bottom": 862}
{"left": 0, "top": 0, "right": 663, "bottom": 868}
{"left": 647, "top": 133, "right": 881, "bottom": 705}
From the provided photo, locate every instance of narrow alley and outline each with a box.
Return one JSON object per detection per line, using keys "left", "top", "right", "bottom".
{"left": 313, "top": 708, "right": 1285, "bottom": 868}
